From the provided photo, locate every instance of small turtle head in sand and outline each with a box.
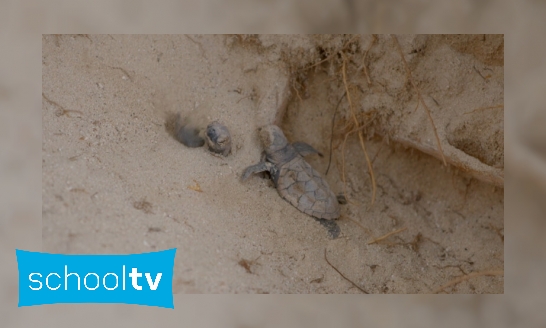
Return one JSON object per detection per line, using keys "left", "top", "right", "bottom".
{"left": 174, "top": 114, "right": 231, "bottom": 157}
{"left": 205, "top": 121, "right": 232, "bottom": 156}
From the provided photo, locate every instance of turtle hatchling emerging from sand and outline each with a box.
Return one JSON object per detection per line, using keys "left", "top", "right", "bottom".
{"left": 242, "top": 125, "right": 340, "bottom": 220}
{"left": 175, "top": 116, "right": 231, "bottom": 156}
{"left": 205, "top": 121, "right": 232, "bottom": 156}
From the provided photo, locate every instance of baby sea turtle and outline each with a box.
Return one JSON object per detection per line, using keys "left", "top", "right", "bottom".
{"left": 174, "top": 115, "right": 231, "bottom": 156}
{"left": 205, "top": 121, "right": 232, "bottom": 156}
{"left": 242, "top": 125, "right": 340, "bottom": 221}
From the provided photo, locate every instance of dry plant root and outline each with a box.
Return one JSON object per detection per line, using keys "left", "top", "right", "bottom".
{"left": 391, "top": 35, "right": 447, "bottom": 166}
{"left": 433, "top": 269, "right": 504, "bottom": 293}
{"left": 367, "top": 227, "right": 407, "bottom": 245}
{"left": 464, "top": 104, "right": 504, "bottom": 115}
{"left": 360, "top": 34, "right": 377, "bottom": 85}
{"left": 341, "top": 55, "right": 377, "bottom": 206}
{"left": 324, "top": 248, "right": 368, "bottom": 294}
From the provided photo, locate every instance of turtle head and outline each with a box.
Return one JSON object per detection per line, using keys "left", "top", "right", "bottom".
{"left": 258, "top": 125, "right": 288, "bottom": 153}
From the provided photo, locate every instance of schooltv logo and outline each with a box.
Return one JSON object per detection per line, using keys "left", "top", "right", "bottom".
{"left": 16, "top": 248, "right": 176, "bottom": 308}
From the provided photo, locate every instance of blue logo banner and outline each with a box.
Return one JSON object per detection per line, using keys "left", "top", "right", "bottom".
{"left": 16, "top": 248, "right": 176, "bottom": 308}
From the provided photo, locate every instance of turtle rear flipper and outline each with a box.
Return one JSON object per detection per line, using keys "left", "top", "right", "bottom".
{"left": 314, "top": 218, "right": 341, "bottom": 239}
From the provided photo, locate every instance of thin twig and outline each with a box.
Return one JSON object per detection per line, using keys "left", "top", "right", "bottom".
{"left": 324, "top": 248, "right": 368, "bottom": 294}
{"left": 361, "top": 35, "right": 377, "bottom": 85}
{"left": 433, "top": 270, "right": 504, "bottom": 294}
{"left": 342, "top": 56, "right": 376, "bottom": 205}
{"left": 345, "top": 216, "right": 372, "bottom": 236}
{"left": 299, "top": 35, "right": 361, "bottom": 71}
{"left": 345, "top": 121, "right": 375, "bottom": 136}
{"left": 367, "top": 227, "right": 407, "bottom": 245}
{"left": 371, "top": 141, "right": 384, "bottom": 165}
{"left": 341, "top": 127, "right": 351, "bottom": 205}
{"left": 391, "top": 35, "right": 446, "bottom": 166}
{"left": 473, "top": 65, "right": 489, "bottom": 81}
{"left": 108, "top": 66, "right": 133, "bottom": 82}
{"left": 464, "top": 104, "right": 503, "bottom": 115}
{"left": 42, "top": 93, "right": 84, "bottom": 117}
{"left": 326, "top": 92, "right": 347, "bottom": 175}
{"left": 292, "top": 80, "right": 304, "bottom": 104}
{"left": 236, "top": 95, "right": 252, "bottom": 104}
{"left": 340, "top": 119, "right": 375, "bottom": 206}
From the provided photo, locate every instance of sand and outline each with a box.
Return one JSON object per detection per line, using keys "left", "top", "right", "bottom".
{"left": 42, "top": 34, "right": 503, "bottom": 293}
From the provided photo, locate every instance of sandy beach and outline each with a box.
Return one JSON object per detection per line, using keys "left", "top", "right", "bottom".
{"left": 42, "top": 34, "right": 503, "bottom": 293}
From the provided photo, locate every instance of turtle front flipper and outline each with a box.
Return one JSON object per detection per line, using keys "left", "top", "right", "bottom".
{"left": 241, "top": 162, "right": 275, "bottom": 181}
{"left": 292, "top": 142, "right": 323, "bottom": 157}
